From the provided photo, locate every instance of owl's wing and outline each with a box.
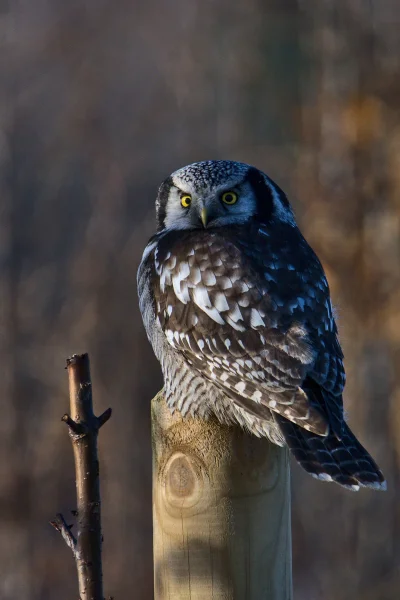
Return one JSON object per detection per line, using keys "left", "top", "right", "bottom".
{"left": 153, "top": 225, "right": 345, "bottom": 437}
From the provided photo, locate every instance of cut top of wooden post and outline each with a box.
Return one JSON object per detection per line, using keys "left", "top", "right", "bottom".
{"left": 152, "top": 392, "right": 292, "bottom": 600}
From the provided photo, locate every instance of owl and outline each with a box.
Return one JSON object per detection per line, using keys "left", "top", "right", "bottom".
{"left": 137, "top": 160, "right": 385, "bottom": 491}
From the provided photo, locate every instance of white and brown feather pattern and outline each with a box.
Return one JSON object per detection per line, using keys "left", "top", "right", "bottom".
{"left": 161, "top": 347, "right": 285, "bottom": 443}
{"left": 150, "top": 224, "right": 343, "bottom": 436}
{"left": 137, "top": 235, "right": 284, "bottom": 443}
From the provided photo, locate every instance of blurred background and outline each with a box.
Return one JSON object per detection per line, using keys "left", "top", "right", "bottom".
{"left": 1, "top": 1, "right": 399, "bottom": 598}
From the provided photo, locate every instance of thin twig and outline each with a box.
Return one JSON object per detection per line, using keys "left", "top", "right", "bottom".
{"left": 61, "top": 413, "right": 86, "bottom": 435}
{"left": 50, "top": 513, "right": 78, "bottom": 558}
{"left": 51, "top": 353, "right": 111, "bottom": 600}
{"left": 98, "top": 408, "right": 112, "bottom": 429}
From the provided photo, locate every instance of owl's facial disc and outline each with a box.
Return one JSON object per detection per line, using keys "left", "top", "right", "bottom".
{"left": 162, "top": 179, "right": 257, "bottom": 231}
{"left": 155, "top": 160, "right": 297, "bottom": 232}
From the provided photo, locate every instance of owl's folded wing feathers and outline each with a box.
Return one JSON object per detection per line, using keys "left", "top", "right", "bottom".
{"left": 153, "top": 227, "right": 345, "bottom": 437}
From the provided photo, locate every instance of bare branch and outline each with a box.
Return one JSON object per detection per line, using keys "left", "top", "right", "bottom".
{"left": 51, "top": 353, "right": 111, "bottom": 600}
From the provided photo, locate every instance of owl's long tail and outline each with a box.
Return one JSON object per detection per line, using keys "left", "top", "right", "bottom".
{"left": 275, "top": 414, "right": 386, "bottom": 490}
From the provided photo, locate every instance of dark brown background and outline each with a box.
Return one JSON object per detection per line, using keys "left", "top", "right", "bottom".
{"left": 1, "top": 1, "right": 399, "bottom": 599}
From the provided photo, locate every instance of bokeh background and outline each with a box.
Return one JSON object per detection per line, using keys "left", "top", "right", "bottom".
{"left": 1, "top": 1, "right": 399, "bottom": 598}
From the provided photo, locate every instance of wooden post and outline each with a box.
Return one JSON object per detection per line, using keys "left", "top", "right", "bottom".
{"left": 152, "top": 391, "right": 292, "bottom": 600}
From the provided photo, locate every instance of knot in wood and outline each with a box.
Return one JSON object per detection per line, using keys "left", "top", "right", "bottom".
{"left": 161, "top": 451, "right": 208, "bottom": 516}
{"left": 168, "top": 455, "right": 195, "bottom": 498}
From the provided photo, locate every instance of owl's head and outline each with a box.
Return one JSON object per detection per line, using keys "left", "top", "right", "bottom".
{"left": 155, "top": 160, "right": 296, "bottom": 232}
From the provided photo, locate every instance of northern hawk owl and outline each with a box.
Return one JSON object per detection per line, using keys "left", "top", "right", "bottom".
{"left": 137, "top": 160, "right": 385, "bottom": 490}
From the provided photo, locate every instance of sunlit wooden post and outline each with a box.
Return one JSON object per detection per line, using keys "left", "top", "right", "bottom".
{"left": 151, "top": 391, "right": 292, "bottom": 600}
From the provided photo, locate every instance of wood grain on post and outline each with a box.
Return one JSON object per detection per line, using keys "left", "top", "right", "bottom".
{"left": 152, "top": 391, "right": 292, "bottom": 600}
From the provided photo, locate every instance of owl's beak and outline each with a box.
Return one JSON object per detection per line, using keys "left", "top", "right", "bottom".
{"left": 200, "top": 207, "right": 208, "bottom": 228}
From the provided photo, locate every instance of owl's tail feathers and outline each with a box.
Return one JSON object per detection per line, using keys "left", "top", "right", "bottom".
{"left": 275, "top": 415, "right": 386, "bottom": 491}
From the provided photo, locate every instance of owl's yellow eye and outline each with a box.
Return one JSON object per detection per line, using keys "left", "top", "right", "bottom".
{"left": 181, "top": 195, "right": 192, "bottom": 208}
{"left": 221, "top": 191, "right": 238, "bottom": 205}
